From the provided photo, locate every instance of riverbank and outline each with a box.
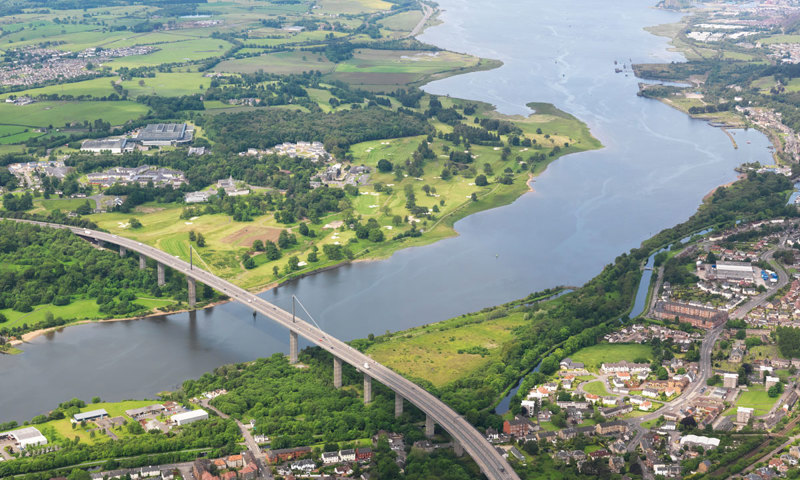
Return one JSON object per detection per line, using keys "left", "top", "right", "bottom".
{"left": 8, "top": 298, "right": 231, "bottom": 350}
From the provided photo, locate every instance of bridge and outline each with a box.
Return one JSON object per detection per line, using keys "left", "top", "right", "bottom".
{"left": 14, "top": 219, "right": 519, "bottom": 480}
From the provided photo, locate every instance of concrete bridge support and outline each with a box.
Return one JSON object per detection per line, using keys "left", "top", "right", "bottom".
{"left": 453, "top": 439, "right": 464, "bottom": 457}
{"left": 157, "top": 263, "right": 165, "bottom": 286}
{"left": 187, "top": 277, "right": 196, "bottom": 308}
{"left": 139, "top": 254, "right": 147, "bottom": 270}
{"left": 395, "top": 392, "right": 404, "bottom": 418}
{"left": 289, "top": 331, "right": 298, "bottom": 364}
{"left": 425, "top": 414, "right": 435, "bottom": 438}
{"left": 119, "top": 245, "right": 127, "bottom": 258}
{"left": 333, "top": 357, "right": 342, "bottom": 388}
{"left": 364, "top": 374, "right": 373, "bottom": 404}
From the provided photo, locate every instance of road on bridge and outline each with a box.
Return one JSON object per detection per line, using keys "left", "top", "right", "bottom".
{"left": 16, "top": 220, "right": 519, "bottom": 480}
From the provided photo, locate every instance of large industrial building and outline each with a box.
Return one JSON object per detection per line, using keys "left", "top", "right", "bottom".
{"left": 136, "top": 123, "right": 191, "bottom": 146}
{"left": 81, "top": 138, "right": 129, "bottom": 154}
{"left": 711, "top": 261, "right": 757, "bottom": 282}
{"left": 171, "top": 409, "right": 208, "bottom": 426}
{"left": 0, "top": 427, "right": 47, "bottom": 449}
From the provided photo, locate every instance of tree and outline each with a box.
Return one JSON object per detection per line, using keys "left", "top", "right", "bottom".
{"left": 475, "top": 174, "right": 488, "bottom": 186}
{"left": 243, "top": 257, "right": 256, "bottom": 269}
{"left": 288, "top": 256, "right": 300, "bottom": 271}
{"left": 252, "top": 240, "right": 264, "bottom": 251}
{"left": 75, "top": 200, "right": 92, "bottom": 215}
{"left": 377, "top": 159, "right": 393, "bottom": 172}
{"left": 264, "top": 241, "right": 281, "bottom": 260}
{"left": 368, "top": 228, "right": 384, "bottom": 242}
{"left": 129, "top": 218, "right": 142, "bottom": 229}
{"left": 657, "top": 367, "right": 669, "bottom": 380}
{"left": 196, "top": 233, "right": 206, "bottom": 247}
{"left": 189, "top": 230, "right": 196, "bottom": 241}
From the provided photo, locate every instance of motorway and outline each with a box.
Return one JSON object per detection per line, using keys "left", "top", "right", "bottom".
{"left": 17, "top": 220, "right": 519, "bottom": 480}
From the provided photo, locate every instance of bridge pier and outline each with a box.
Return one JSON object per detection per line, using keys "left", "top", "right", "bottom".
{"left": 333, "top": 357, "right": 342, "bottom": 388}
{"left": 364, "top": 374, "right": 373, "bottom": 404}
{"left": 157, "top": 263, "right": 165, "bottom": 286}
{"left": 119, "top": 245, "right": 127, "bottom": 258}
{"left": 425, "top": 414, "right": 435, "bottom": 438}
{"left": 453, "top": 439, "right": 464, "bottom": 457}
{"left": 139, "top": 254, "right": 147, "bottom": 270}
{"left": 289, "top": 331, "right": 298, "bottom": 364}
{"left": 395, "top": 392, "right": 403, "bottom": 418}
{"left": 187, "top": 277, "right": 196, "bottom": 308}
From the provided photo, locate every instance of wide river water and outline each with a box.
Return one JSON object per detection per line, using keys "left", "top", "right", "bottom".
{"left": 0, "top": 0, "right": 777, "bottom": 423}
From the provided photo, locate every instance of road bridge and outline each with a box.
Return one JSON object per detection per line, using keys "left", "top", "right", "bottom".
{"left": 13, "top": 219, "right": 519, "bottom": 480}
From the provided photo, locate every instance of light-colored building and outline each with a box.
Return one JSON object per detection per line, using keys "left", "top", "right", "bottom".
{"left": 766, "top": 376, "right": 780, "bottom": 389}
{"left": 0, "top": 427, "right": 47, "bottom": 449}
{"left": 723, "top": 373, "right": 739, "bottom": 389}
{"left": 737, "top": 407, "right": 754, "bottom": 424}
{"left": 81, "top": 138, "right": 129, "bottom": 154}
{"left": 171, "top": 409, "right": 208, "bottom": 426}
{"left": 73, "top": 409, "right": 109, "bottom": 423}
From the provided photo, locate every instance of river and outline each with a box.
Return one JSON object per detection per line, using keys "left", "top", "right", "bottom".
{"left": 0, "top": 0, "right": 777, "bottom": 423}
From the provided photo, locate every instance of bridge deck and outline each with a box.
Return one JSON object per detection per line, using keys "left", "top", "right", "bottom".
{"left": 12, "top": 219, "right": 519, "bottom": 480}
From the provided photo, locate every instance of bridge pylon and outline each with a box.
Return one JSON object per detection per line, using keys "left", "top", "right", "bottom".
{"left": 395, "top": 392, "right": 403, "bottom": 417}
{"left": 139, "top": 254, "right": 147, "bottom": 270}
{"left": 289, "top": 331, "right": 298, "bottom": 364}
{"left": 425, "top": 414, "right": 435, "bottom": 438}
{"left": 187, "top": 277, "right": 196, "bottom": 308}
{"left": 333, "top": 357, "right": 342, "bottom": 388}
{"left": 364, "top": 374, "right": 373, "bottom": 404}
{"left": 157, "top": 263, "right": 165, "bottom": 286}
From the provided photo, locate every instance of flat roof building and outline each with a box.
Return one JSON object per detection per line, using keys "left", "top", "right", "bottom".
{"left": 0, "top": 427, "right": 47, "bottom": 449}
{"left": 136, "top": 123, "right": 190, "bottom": 146}
{"left": 73, "top": 409, "right": 109, "bottom": 423}
{"left": 171, "top": 409, "right": 208, "bottom": 426}
{"left": 81, "top": 138, "right": 128, "bottom": 154}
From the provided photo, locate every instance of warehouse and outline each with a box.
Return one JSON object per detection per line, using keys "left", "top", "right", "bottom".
{"left": 171, "top": 409, "right": 208, "bottom": 426}
{"left": 712, "top": 261, "right": 756, "bottom": 282}
{"left": 0, "top": 427, "right": 48, "bottom": 449}
{"left": 136, "top": 123, "right": 191, "bottom": 146}
{"left": 73, "top": 409, "right": 109, "bottom": 423}
{"left": 81, "top": 138, "right": 129, "bottom": 154}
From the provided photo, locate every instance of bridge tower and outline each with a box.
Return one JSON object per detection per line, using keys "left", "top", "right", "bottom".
{"left": 363, "top": 374, "right": 373, "bottom": 404}
{"left": 187, "top": 277, "right": 196, "bottom": 308}
{"left": 289, "top": 331, "right": 298, "bottom": 364}
{"left": 425, "top": 415, "right": 435, "bottom": 438}
{"left": 333, "top": 357, "right": 342, "bottom": 388}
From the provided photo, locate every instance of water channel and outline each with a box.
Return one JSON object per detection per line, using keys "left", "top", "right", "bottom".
{"left": 0, "top": 0, "right": 778, "bottom": 423}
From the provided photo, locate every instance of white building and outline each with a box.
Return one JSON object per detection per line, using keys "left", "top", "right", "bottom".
{"left": 171, "top": 409, "right": 208, "bottom": 426}
{"left": 679, "top": 434, "right": 720, "bottom": 449}
{"left": 81, "top": 138, "right": 129, "bottom": 154}
{"left": 321, "top": 452, "right": 339, "bottom": 464}
{"left": 1, "top": 427, "right": 47, "bottom": 449}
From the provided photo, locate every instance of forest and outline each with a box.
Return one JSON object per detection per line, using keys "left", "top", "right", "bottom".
{"left": 0, "top": 221, "right": 210, "bottom": 337}
{"left": 0, "top": 416, "right": 241, "bottom": 478}
{"left": 180, "top": 352, "right": 428, "bottom": 449}
{"left": 200, "top": 107, "right": 431, "bottom": 156}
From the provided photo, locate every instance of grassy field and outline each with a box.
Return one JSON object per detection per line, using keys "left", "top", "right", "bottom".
{"left": 215, "top": 50, "right": 336, "bottom": 75}
{"left": 569, "top": 343, "right": 654, "bottom": 372}
{"left": 581, "top": 381, "right": 610, "bottom": 396}
{"left": 0, "top": 72, "right": 210, "bottom": 101}
{"left": 11, "top": 400, "right": 157, "bottom": 446}
{"left": 378, "top": 10, "right": 423, "bottom": 32}
{"left": 79, "top": 99, "right": 598, "bottom": 293}
{"left": 365, "top": 311, "right": 528, "bottom": 387}
{"left": 0, "top": 101, "right": 148, "bottom": 128}
{"left": 0, "top": 297, "right": 176, "bottom": 331}
{"left": 734, "top": 385, "right": 778, "bottom": 416}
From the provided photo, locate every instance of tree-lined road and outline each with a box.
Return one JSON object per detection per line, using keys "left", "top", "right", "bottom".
{"left": 16, "top": 219, "right": 519, "bottom": 480}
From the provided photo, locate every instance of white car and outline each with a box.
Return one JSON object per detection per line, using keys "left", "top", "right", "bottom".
{"left": 363, "top": 362, "right": 370, "bottom": 370}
